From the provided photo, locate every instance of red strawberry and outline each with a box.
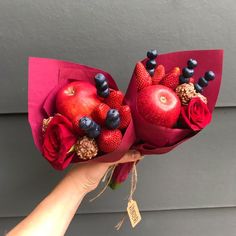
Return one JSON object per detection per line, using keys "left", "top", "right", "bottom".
{"left": 119, "top": 105, "right": 131, "bottom": 129}
{"left": 104, "top": 89, "right": 124, "bottom": 109}
{"left": 98, "top": 129, "right": 122, "bottom": 153}
{"left": 134, "top": 62, "right": 152, "bottom": 91}
{"left": 152, "top": 64, "right": 165, "bottom": 85}
{"left": 92, "top": 103, "right": 110, "bottom": 125}
{"left": 160, "top": 67, "right": 180, "bottom": 90}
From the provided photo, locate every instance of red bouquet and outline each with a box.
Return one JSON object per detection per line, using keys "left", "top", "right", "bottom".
{"left": 110, "top": 49, "right": 223, "bottom": 188}
{"left": 28, "top": 58, "right": 135, "bottom": 170}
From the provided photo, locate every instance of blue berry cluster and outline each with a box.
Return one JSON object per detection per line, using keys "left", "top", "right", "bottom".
{"left": 146, "top": 49, "right": 158, "bottom": 76}
{"left": 106, "top": 109, "right": 120, "bottom": 129}
{"left": 195, "top": 71, "right": 215, "bottom": 93}
{"left": 79, "top": 117, "right": 101, "bottom": 138}
{"left": 79, "top": 109, "right": 121, "bottom": 138}
{"left": 179, "top": 59, "right": 198, "bottom": 84}
{"left": 94, "top": 73, "right": 110, "bottom": 98}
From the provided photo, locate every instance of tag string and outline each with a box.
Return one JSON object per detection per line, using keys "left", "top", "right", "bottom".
{"left": 89, "top": 164, "right": 117, "bottom": 202}
{"left": 115, "top": 161, "right": 138, "bottom": 230}
{"left": 128, "top": 161, "right": 138, "bottom": 201}
{"left": 88, "top": 161, "right": 138, "bottom": 230}
{"left": 115, "top": 215, "right": 126, "bottom": 230}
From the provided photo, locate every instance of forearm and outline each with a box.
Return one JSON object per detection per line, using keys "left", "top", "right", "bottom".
{"left": 7, "top": 151, "right": 141, "bottom": 236}
{"left": 7, "top": 175, "right": 87, "bottom": 236}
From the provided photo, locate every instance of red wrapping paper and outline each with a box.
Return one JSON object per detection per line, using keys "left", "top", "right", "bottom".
{"left": 28, "top": 57, "right": 136, "bottom": 168}
{"left": 110, "top": 49, "right": 223, "bottom": 187}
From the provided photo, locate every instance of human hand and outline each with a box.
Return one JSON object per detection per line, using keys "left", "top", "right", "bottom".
{"left": 65, "top": 150, "right": 141, "bottom": 195}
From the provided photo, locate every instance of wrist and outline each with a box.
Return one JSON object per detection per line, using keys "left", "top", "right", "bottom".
{"left": 63, "top": 173, "right": 89, "bottom": 197}
{"left": 65, "top": 162, "right": 111, "bottom": 195}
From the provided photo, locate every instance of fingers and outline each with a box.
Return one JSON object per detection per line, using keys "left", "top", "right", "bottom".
{"left": 116, "top": 150, "right": 142, "bottom": 164}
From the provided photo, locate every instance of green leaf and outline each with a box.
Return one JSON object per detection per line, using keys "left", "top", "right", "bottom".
{"left": 109, "top": 181, "right": 122, "bottom": 190}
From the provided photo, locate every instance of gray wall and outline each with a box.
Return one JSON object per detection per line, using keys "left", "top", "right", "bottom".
{"left": 0, "top": 1, "right": 236, "bottom": 235}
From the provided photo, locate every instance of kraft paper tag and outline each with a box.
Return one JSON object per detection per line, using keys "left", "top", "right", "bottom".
{"left": 127, "top": 200, "right": 142, "bottom": 228}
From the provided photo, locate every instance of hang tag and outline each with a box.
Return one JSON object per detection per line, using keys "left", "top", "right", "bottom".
{"left": 127, "top": 200, "right": 142, "bottom": 228}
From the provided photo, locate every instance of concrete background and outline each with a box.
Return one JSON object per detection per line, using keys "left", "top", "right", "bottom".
{"left": 0, "top": 1, "right": 235, "bottom": 235}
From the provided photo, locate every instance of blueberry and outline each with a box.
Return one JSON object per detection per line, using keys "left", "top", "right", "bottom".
{"left": 79, "top": 117, "right": 101, "bottom": 138}
{"left": 194, "top": 83, "right": 203, "bottom": 93}
{"left": 146, "top": 59, "right": 157, "bottom": 70}
{"left": 179, "top": 75, "right": 189, "bottom": 84}
{"left": 148, "top": 68, "right": 155, "bottom": 76}
{"left": 147, "top": 49, "right": 158, "bottom": 60}
{"left": 106, "top": 109, "right": 120, "bottom": 121}
{"left": 106, "top": 117, "right": 120, "bottom": 130}
{"left": 95, "top": 76, "right": 110, "bottom": 98}
{"left": 87, "top": 125, "right": 101, "bottom": 138}
{"left": 98, "top": 88, "right": 110, "bottom": 98}
{"left": 187, "top": 59, "right": 198, "bottom": 69}
{"left": 94, "top": 73, "right": 106, "bottom": 85}
{"left": 79, "top": 117, "right": 93, "bottom": 131}
{"left": 198, "top": 77, "right": 208, "bottom": 87}
{"left": 106, "top": 109, "right": 120, "bottom": 129}
{"left": 182, "top": 67, "right": 194, "bottom": 78}
{"left": 97, "top": 80, "right": 109, "bottom": 90}
{"left": 89, "top": 121, "right": 98, "bottom": 130}
{"left": 205, "top": 71, "right": 215, "bottom": 81}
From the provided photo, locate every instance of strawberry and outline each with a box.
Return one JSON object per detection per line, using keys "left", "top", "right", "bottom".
{"left": 92, "top": 103, "right": 110, "bottom": 125}
{"left": 134, "top": 62, "right": 152, "bottom": 91}
{"left": 104, "top": 89, "right": 124, "bottom": 109}
{"left": 119, "top": 105, "right": 131, "bottom": 129}
{"left": 152, "top": 64, "right": 165, "bottom": 85}
{"left": 160, "top": 67, "right": 180, "bottom": 90}
{"left": 98, "top": 129, "right": 122, "bottom": 153}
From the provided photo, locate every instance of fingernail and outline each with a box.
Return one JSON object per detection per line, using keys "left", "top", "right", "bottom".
{"left": 130, "top": 149, "right": 139, "bottom": 154}
{"left": 131, "top": 150, "right": 141, "bottom": 158}
{"left": 131, "top": 150, "right": 139, "bottom": 155}
{"left": 139, "top": 155, "right": 145, "bottom": 160}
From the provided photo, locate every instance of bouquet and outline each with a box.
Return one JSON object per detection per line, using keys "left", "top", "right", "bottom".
{"left": 110, "top": 49, "right": 223, "bottom": 188}
{"left": 28, "top": 58, "right": 136, "bottom": 170}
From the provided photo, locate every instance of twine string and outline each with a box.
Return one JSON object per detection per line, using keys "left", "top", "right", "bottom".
{"left": 128, "top": 162, "right": 138, "bottom": 201}
{"left": 115, "top": 162, "right": 138, "bottom": 230}
{"left": 88, "top": 161, "right": 138, "bottom": 230}
{"left": 115, "top": 215, "right": 126, "bottom": 230}
{"left": 102, "top": 165, "right": 114, "bottom": 182}
{"left": 89, "top": 164, "right": 117, "bottom": 202}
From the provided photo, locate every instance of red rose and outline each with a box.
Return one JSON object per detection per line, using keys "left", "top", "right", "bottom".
{"left": 181, "top": 97, "right": 212, "bottom": 131}
{"left": 42, "top": 114, "right": 77, "bottom": 170}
